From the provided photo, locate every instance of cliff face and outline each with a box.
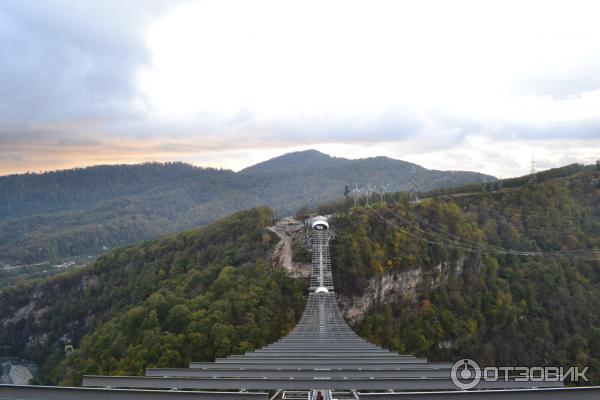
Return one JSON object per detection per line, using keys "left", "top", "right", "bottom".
{"left": 339, "top": 258, "right": 466, "bottom": 324}
{"left": 1, "top": 275, "right": 91, "bottom": 350}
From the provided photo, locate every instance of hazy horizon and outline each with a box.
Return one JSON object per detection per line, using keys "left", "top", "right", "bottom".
{"left": 0, "top": 147, "right": 502, "bottom": 177}
{"left": 1, "top": 0, "right": 599, "bottom": 177}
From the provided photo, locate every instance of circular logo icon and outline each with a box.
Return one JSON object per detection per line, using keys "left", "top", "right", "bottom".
{"left": 451, "top": 358, "right": 481, "bottom": 390}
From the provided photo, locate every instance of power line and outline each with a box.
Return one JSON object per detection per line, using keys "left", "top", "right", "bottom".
{"left": 396, "top": 204, "right": 599, "bottom": 256}
{"left": 367, "top": 205, "right": 600, "bottom": 260}
{"left": 431, "top": 198, "right": 600, "bottom": 233}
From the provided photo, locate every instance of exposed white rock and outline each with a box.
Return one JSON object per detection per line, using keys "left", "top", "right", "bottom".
{"left": 3, "top": 302, "right": 35, "bottom": 326}
{"left": 340, "top": 258, "right": 465, "bottom": 324}
{"left": 8, "top": 364, "right": 33, "bottom": 385}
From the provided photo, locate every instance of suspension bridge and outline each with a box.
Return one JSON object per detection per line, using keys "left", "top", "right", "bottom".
{"left": 1, "top": 216, "right": 598, "bottom": 399}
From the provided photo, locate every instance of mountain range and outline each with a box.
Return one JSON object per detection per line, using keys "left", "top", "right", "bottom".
{"left": 0, "top": 150, "right": 493, "bottom": 266}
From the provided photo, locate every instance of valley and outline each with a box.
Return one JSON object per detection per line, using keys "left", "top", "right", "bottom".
{"left": 0, "top": 164, "right": 598, "bottom": 387}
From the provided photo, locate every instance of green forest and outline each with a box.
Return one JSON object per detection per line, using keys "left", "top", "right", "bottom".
{"left": 329, "top": 168, "right": 600, "bottom": 384}
{"left": 0, "top": 207, "right": 306, "bottom": 385}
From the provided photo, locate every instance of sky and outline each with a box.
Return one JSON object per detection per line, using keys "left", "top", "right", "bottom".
{"left": 1, "top": 0, "right": 599, "bottom": 177}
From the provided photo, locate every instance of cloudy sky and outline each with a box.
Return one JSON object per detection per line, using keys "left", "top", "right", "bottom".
{"left": 1, "top": 0, "right": 599, "bottom": 177}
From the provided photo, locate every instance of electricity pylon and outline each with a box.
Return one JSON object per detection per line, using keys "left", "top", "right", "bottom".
{"left": 528, "top": 155, "right": 538, "bottom": 185}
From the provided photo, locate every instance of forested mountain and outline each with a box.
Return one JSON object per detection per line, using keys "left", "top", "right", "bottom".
{"left": 0, "top": 165, "right": 598, "bottom": 386}
{"left": 326, "top": 166, "right": 600, "bottom": 383}
{"left": 238, "top": 150, "right": 491, "bottom": 215}
{"left": 0, "top": 150, "right": 492, "bottom": 266}
{"left": 0, "top": 207, "right": 306, "bottom": 384}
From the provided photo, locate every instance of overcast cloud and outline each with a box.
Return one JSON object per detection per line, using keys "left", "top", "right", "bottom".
{"left": 1, "top": 0, "right": 599, "bottom": 177}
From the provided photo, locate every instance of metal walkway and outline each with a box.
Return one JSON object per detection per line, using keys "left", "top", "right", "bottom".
{"left": 2, "top": 216, "right": 598, "bottom": 399}
{"left": 309, "top": 230, "right": 335, "bottom": 291}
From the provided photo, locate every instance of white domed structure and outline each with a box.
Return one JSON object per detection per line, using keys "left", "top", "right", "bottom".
{"left": 311, "top": 216, "right": 329, "bottom": 230}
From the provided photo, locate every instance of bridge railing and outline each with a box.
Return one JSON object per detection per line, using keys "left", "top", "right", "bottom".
{"left": 0, "top": 384, "right": 268, "bottom": 400}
